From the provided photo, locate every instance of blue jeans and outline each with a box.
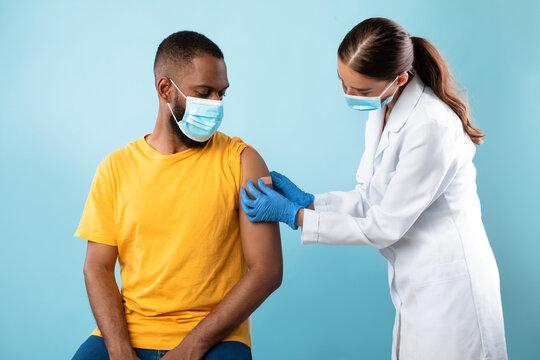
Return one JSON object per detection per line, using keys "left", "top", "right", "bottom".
{"left": 72, "top": 335, "right": 252, "bottom": 360}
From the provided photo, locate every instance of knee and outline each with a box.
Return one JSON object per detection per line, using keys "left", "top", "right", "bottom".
{"left": 204, "top": 341, "right": 252, "bottom": 360}
{"left": 71, "top": 335, "right": 109, "bottom": 360}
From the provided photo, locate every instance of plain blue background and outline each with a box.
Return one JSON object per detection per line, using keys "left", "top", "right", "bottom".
{"left": 1, "top": 0, "right": 538, "bottom": 359}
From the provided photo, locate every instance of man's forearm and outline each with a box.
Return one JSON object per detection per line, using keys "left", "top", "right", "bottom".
{"left": 84, "top": 267, "right": 135, "bottom": 359}
{"left": 172, "top": 268, "right": 281, "bottom": 358}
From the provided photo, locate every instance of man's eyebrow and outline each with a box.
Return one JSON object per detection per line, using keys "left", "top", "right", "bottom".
{"left": 196, "top": 84, "right": 230, "bottom": 91}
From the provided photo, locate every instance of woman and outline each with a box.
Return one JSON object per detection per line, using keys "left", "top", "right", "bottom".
{"left": 240, "top": 18, "right": 507, "bottom": 360}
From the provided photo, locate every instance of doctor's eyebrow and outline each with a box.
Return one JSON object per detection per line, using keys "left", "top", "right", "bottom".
{"left": 337, "top": 71, "right": 371, "bottom": 92}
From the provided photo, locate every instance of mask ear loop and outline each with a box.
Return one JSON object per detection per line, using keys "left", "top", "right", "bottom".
{"left": 167, "top": 78, "right": 187, "bottom": 123}
{"left": 168, "top": 78, "right": 187, "bottom": 99}
{"left": 379, "top": 76, "right": 400, "bottom": 97}
{"left": 167, "top": 102, "right": 180, "bottom": 123}
{"left": 380, "top": 76, "right": 402, "bottom": 106}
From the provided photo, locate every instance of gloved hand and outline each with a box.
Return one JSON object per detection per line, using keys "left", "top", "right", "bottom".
{"left": 270, "top": 171, "right": 315, "bottom": 209}
{"left": 240, "top": 178, "right": 301, "bottom": 230}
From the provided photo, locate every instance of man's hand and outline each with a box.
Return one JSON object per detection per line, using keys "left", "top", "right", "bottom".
{"left": 160, "top": 338, "right": 204, "bottom": 360}
{"left": 109, "top": 349, "right": 141, "bottom": 360}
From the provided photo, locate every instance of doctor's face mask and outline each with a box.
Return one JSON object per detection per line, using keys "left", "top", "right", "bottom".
{"left": 343, "top": 77, "right": 399, "bottom": 111}
{"left": 337, "top": 55, "right": 405, "bottom": 112}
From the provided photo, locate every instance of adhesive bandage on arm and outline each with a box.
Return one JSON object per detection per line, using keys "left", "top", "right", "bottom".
{"left": 260, "top": 176, "right": 273, "bottom": 186}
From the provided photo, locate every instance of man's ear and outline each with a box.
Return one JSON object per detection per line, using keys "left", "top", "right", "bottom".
{"left": 157, "top": 77, "right": 174, "bottom": 103}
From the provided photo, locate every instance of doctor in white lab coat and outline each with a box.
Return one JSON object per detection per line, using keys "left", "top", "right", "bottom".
{"left": 240, "top": 18, "right": 507, "bottom": 360}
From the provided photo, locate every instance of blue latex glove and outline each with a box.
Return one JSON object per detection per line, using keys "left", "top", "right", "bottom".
{"left": 270, "top": 171, "right": 315, "bottom": 209}
{"left": 240, "top": 178, "right": 301, "bottom": 230}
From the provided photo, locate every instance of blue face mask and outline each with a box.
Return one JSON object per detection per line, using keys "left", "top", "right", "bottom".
{"left": 344, "top": 77, "right": 399, "bottom": 111}
{"left": 167, "top": 78, "right": 224, "bottom": 142}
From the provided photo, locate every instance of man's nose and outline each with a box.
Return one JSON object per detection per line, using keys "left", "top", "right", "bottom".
{"left": 209, "top": 92, "right": 222, "bottom": 101}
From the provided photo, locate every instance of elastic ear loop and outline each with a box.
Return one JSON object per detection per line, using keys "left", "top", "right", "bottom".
{"left": 167, "top": 103, "right": 179, "bottom": 122}
{"left": 380, "top": 76, "right": 401, "bottom": 105}
{"left": 379, "top": 76, "right": 400, "bottom": 97}
{"left": 167, "top": 77, "right": 185, "bottom": 122}
{"left": 168, "top": 77, "right": 187, "bottom": 99}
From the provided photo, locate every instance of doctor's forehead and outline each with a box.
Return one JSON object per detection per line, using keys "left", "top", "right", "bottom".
{"left": 337, "top": 58, "right": 384, "bottom": 90}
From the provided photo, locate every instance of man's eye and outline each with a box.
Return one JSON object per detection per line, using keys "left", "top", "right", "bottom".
{"left": 197, "top": 92, "right": 210, "bottom": 97}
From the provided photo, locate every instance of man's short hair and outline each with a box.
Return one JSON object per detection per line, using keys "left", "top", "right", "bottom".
{"left": 153, "top": 31, "right": 224, "bottom": 78}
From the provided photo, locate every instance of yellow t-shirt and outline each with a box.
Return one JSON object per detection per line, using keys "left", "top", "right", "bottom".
{"left": 74, "top": 131, "right": 253, "bottom": 350}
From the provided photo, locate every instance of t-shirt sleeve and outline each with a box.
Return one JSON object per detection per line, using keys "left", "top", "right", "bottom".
{"left": 74, "top": 156, "right": 117, "bottom": 246}
{"left": 228, "top": 137, "right": 254, "bottom": 194}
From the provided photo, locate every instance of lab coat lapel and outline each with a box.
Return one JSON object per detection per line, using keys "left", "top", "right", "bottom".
{"left": 374, "top": 75, "right": 426, "bottom": 159}
{"left": 361, "top": 108, "right": 385, "bottom": 180}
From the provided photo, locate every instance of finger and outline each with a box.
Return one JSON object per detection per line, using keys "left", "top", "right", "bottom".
{"left": 240, "top": 193, "right": 257, "bottom": 217}
{"left": 244, "top": 206, "right": 257, "bottom": 216}
{"left": 246, "top": 213, "right": 257, "bottom": 223}
{"left": 246, "top": 180, "right": 263, "bottom": 198}
{"left": 240, "top": 197, "right": 257, "bottom": 216}
{"left": 258, "top": 178, "right": 276, "bottom": 196}
{"left": 240, "top": 188, "right": 256, "bottom": 208}
{"left": 270, "top": 171, "right": 283, "bottom": 185}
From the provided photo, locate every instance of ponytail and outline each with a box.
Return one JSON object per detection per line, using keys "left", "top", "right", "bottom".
{"left": 339, "top": 18, "right": 485, "bottom": 145}
{"left": 411, "top": 36, "right": 485, "bottom": 145}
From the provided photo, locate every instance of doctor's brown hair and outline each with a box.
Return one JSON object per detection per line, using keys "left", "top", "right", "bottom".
{"left": 338, "top": 17, "right": 485, "bottom": 145}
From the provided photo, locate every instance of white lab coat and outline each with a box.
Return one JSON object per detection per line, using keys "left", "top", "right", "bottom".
{"left": 301, "top": 75, "right": 507, "bottom": 360}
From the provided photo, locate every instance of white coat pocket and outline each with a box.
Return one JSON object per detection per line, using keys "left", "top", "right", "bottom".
{"left": 403, "top": 260, "right": 483, "bottom": 360}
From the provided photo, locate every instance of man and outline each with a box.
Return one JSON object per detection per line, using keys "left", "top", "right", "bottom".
{"left": 72, "top": 31, "right": 282, "bottom": 360}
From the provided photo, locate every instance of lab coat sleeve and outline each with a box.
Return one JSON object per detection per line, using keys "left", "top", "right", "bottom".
{"left": 312, "top": 185, "right": 368, "bottom": 218}
{"left": 301, "top": 120, "right": 458, "bottom": 248}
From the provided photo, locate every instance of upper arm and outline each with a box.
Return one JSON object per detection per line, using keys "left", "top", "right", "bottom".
{"left": 311, "top": 121, "right": 459, "bottom": 248}
{"left": 382, "top": 121, "right": 457, "bottom": 213}
{"left": 74, "top": 158, "right": 117, "bottom": 247}
{"left": 364, "top": 121, "right": 458, "bottom": 243}
{"left": 238, "top": 148, "right": 283, "bottom": 279}
{"left": 83, "top": 241, "right": 118, "bottom": 274}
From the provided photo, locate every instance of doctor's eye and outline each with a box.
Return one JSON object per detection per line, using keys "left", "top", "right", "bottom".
{"left": 197, "top": 91, "right": 210, "bottom": 98}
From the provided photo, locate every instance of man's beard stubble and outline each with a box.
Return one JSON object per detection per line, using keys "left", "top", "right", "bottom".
{"left": 169, "top": 100, "right": 209, "bottom": 149}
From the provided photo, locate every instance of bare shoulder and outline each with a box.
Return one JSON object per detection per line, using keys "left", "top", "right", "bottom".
{"left": 240, "top": 147, "right": 270, "bottom": 186}
{"left": 237, "top": 147, "right": 281, "bottom": 272}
